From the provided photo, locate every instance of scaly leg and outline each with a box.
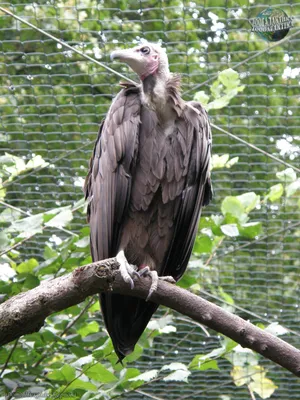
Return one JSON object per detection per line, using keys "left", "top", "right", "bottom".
{"left": 116, "top": 250, "right": 139, "bottom": 289}
{"left": 138, "top": 267, "right": 176, "bottom": 301}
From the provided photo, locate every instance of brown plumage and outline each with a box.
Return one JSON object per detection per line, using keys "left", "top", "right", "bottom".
{"left": 84, "top": 43, "right": 212, "bottom": 361}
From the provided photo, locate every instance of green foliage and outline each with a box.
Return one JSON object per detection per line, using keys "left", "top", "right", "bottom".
{"left": 194, "top": 68, "right": 245, "bottom": 111}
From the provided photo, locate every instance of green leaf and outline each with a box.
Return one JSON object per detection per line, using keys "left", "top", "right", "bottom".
{"left": 0, "top": 231, "right": 10, "bottom": 251}
{"left": 248, "top": 366, "right": 278, "bottom": 399}
{"left": 8, "top": 213, "right": 44, "bottom": 237}
{"left": 193, "top": 234, "right": 213, "bottom": 254}
{"left": 276, "top": 168, "right": 297, "bottom": 182}
{"left": 194, "top": 90, "right": 210, "bottom": 105}
{"left": 161, "top": 362, "right": 188, "bottom": 372}
{"left": 218, "top": 68, "right": 240, "bottom": 88}
{"left": 2, "top": 378, "right": 18, "bottom": 390}
{"left": 222, "top": 337, "right": 238, "bottom": 352}
{"left": 78, "top": 321, "right": 99, "bottom": 338}
{"left": 220, "top": 224, "right": 239, "bottom": 237}
{"left": 231, "top": 365, "right": 251, "bottom": 386}
{"left": 61, "top": 364, "right": 76, "bottom": 381}
{"left": 0, "top": 208, "right": 21, "bottom": 223}
{"left": 163, "top": 369, "right": 190, "bottom": 382}
{"left": 207, "top": 96, "right": 230, "bottom": 110}
{"left": 0, "top": 178, "right": 6, "bottom": 200}
{"left": 85, "top": 363, "right": 117, "bottom": 383}
{"left": 125, "top": 344, "right": 143, "bottom": 363}
{"left": 190, "top": 355, "right": 219, "bottom": 371}
{"left": 93, "top": 338, "right": 114, "bottom": 360}
{"left": 264, "top": 322, "right": 288, "bottom": 336}
{"left": 16, "top": 258, "right": 38, "bottom": 274}
{"left": 227, "top": 345, "right": 258, "bottom": 367}
{"left": 75, "top": 236, "right": 90, "bottom": 248}
{"left": 0, "top": 348, "right": 9, "bottom": 363}
{"left": 47, "top": 370, "right": 65, "bottom": 381}
{"left": 45, "top": 209, "right": 73, "bottom": 229}
{"left": 218, "top": 287, "right": 235, "bottom": 305}
{"left": 211, "top": 154, "right": 229, "bottom": 169}
{"left": 147, "top": 315, "right": 175, "bottom": 334}
{"left": 226, "top": 157, "right": 239, "bottom": 168}
{"left": 26, "top": 155, "right": 49, "bottom": 170}
{"left": 286, "top": 179, "right": 300, "bottom": 197}
{"left": 23, "top": 274, "right": 40, "bottom": 289}
{"left": 237, "top": 192, "right": 260, "bottom": 213}
{"left": 221, "top": 197, "right": 247, "bottom": 222}
{"left": 129, "top": 369, "right": 159, "bottom": 382}
{"left": 65, "top": 379, "right": 97, "bottom": 392}
{"left": 198, "top": 360, "right": 219, "bottom": 371}
{"left": 265, "top": 184, "right": 284, "bottom": 202}
{"left": 239, "top": 222, "right": 262, "bottom": 239}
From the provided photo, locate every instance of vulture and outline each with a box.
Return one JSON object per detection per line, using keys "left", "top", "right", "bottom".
{"left": 84, "top": 43, "right": 212, "bottom": 361}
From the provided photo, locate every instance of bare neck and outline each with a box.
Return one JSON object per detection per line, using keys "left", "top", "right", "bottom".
{"left": 141, "top": 71, "right": 183, "bottom": 121}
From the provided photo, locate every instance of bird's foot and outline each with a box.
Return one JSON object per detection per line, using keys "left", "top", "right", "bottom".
{"left": 137, "top": 267, "right": 176, "bottom": 301}
{"left": 116, "top": 250, "right": 139, "bottom": 290}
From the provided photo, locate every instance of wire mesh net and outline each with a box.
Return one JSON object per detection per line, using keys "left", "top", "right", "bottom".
{"left": 0, "top": 1, "right": 299, "bottom": 399}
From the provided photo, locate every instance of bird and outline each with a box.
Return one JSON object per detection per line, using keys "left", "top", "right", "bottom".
{"left": 84, "top": 43, "right": 212, "bottom": 362}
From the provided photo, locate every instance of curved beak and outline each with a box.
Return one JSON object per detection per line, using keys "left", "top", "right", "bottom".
{"left": 110, "top": 48, "right": 140, "bottom": 63}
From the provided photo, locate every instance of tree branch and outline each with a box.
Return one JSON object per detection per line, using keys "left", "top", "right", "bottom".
{"left": 0, "top": 258, "right": 299, "bottom": 377}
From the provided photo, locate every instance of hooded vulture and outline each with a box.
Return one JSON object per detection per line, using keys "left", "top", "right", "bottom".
{"left": 84, "top": 43, "right": 212, "bottom": 361}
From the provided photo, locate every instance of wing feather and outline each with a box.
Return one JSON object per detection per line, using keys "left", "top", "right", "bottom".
{"left": 162, "top": 101, "right": 212, "bottom": 280}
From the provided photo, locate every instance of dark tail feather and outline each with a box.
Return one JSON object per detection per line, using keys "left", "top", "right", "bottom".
{"left": 100, "top": 293, "right": 158, "bottom": 361}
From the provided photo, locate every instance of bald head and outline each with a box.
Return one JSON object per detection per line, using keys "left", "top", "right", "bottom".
{"left": 111, "top": 43, "right": 169, "bottom": 81}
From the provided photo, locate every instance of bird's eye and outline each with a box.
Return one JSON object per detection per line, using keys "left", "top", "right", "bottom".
{"left": 140, "top": 46, "right": 150, "bottom": 55}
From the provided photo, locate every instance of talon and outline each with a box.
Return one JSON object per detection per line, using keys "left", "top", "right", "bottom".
{"left": 160, "top": 276, "right": 176, "bottom": 284}
{"left": 116, "top": 250, "right": 137, "bottom": 290}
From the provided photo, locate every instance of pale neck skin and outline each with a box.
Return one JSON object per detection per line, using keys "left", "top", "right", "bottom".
{"left": 140, "top": 65, "right": 176, "bottom": 124}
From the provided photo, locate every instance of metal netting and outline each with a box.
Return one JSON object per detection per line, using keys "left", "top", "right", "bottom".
{"left": 1, "top": 1, "right": 300, "bottom": 399}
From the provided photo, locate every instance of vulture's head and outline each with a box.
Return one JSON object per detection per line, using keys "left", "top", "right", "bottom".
{"left": 111, "top": 43, "right": 169, "bottom": 80}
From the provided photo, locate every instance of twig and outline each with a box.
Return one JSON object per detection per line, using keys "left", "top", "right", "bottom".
{"left": 0, "top": 338, "right": 19, "bottom": 378}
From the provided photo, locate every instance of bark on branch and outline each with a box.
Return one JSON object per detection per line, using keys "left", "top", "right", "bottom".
{"left": 0, "top": 258, "right": 299, "bottom": 377}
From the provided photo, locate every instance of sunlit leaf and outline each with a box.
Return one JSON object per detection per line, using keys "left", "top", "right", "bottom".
{"left": 8, "top": 213, "right": 44, "bottom": 237}
{"left": 78, "top": 321, "right": 99, "bottom": 338}
{"left": 230, "top": 366, "right": 251, "bottom": 386}
{"left": 129, "top": 369, "right": 159, "bottom": 382}
{"left": 218, "top": 68, "right": 240, "bottom": 88}
{"left": 237, "top": 192, "right": 260, "bottom": 213}
{"left": 163, "top": 369, "right": 190, "bottom": 382}
{"left": 249, "top": 366, "right": 278, "bottom": 399}
{"left": 16, "top": 258, "right": 38, "bottom": 274}
{"left": 194, "top": 90, "right": 210, "bottom": 105}
{"left": 264, "top": 322, "right": 288, "bottom": 336}
{"left": 220, "top": 223, "right": 239, "bottom": 237}
{"left": 286, "top": 179, "right": 300, "bottom": 197}
{"left": 265, "top": 184, "right": 284, "bottom": 202}
{"left": 45, "top": 209, "right": 73, "bottom": 229}
{"left": 211, "top": 154, "right": 229, "bottom": 169}
{"left": 276, "top": 168, "right": 297, "bottom": 182}
{"left": 221, "top": 196, "right": 247, "bottom": 222}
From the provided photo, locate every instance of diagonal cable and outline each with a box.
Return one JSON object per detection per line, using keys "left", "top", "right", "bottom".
{"left": 0, "top": 6, "right": 136, "bottom": 84}
{"left": 211, "top": 124, "right": 300, "bottom": 173}
{"left": 183, "top": 28, "right": 300, "bottom": 96}
{"left": 0, "top": 5, "right": 299, "bottom": 183}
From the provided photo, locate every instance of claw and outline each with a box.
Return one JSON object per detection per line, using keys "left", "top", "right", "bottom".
{"left": 137, "top": 267, "right": 176, "bottom": 301}
{"left": 116, "top": 250, "right": 138, "bottom": 289}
